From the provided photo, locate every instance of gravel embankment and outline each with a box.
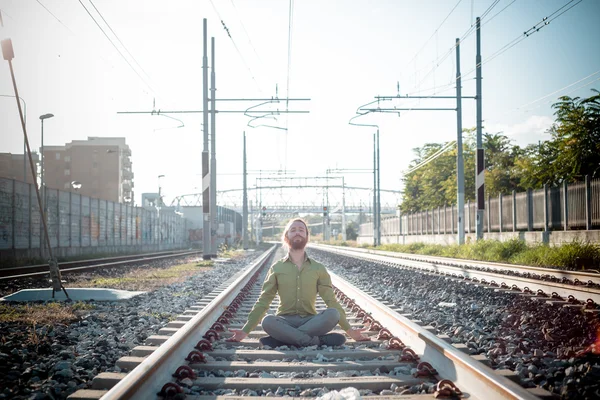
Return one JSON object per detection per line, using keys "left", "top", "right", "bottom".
{"left": 0, "top": 252, "right": 260, "bottom": 400}
{"left": 309, "top": 248, "right": 600, "bottom": 400}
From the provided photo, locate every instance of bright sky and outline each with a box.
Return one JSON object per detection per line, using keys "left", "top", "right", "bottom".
{"left": 1, "top": 0, "right": 599, "bottom": 208}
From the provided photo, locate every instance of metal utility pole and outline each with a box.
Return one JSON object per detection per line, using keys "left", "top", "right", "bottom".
{"left": 376, "top": 128, "right": 381, "bottom": 246}
{"left": 202, "top": 18, "right": 211, "bottom": 260}
{"left": 242, "top": 131, "right": 248, "bottom": 249}
{"left": 210, "top": 36, "right": 217, "bottom": 257}
{"left": 456, "top": 38, "right": 466, "bottom": 245}
{"left": 475, "top": 17, "right": 484, "bottom": 240}
{"left": 373, "top": 133, "right": 377, "bottom": 246}
{"left": 342, "top": 176, "right": 347, "bottom": 241}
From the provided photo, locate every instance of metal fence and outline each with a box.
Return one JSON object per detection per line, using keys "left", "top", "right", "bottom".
{"left": 360, "top": 176, "right": 600, "bottom": 237}
{"left": 0, "top": 177, "right": 187, "bottom": 254}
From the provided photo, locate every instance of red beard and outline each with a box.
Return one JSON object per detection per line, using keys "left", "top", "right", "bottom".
{"left": 290, "top": 236, "right": 307, "bottom": 250}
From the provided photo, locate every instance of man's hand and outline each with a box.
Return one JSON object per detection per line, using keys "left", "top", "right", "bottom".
{"left": 345, "top": 327, "right": 370, "bottom": 341}
{"left": 226, "top": 329, "right": 248, "bottom": 342}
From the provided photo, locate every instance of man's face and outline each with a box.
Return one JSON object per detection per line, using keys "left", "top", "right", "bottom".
{"left": 287, "top": 221, "right": 308, "bottom": 250}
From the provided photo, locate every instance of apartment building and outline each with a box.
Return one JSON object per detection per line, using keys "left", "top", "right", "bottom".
{"left": 0, "top": 152, "right": 40, "bottom": 184}
{"left": 43, "top": 137, "right": 134, "bottom": 203}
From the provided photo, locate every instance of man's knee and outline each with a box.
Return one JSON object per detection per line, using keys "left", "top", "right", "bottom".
{"left": 323, "top": 308, "right": 340, "bottom": 323}
{"left": 261, "top": 315, "right": 276, "bottom": 330}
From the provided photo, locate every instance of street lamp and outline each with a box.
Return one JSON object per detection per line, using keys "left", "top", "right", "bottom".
{"left": 39, "top": 113, "right": 54, "bottom": 194}
{"left": 71, "top": 181, "right": 82, "bottom": 191}
{"left": 39, "top": 113, "right": 54, "bottom": 257}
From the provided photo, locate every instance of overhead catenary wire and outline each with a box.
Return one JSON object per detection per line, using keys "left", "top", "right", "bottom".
{"left": 404, "top": 0, "right": 505, "bottom": 93}
{"left": 406, "top": 0, "right": 516, "bottom": 96}
{"left": 77, "top": 0, "right": 156, "bottom": 96}
{"left": 457, "top": 0, "right": 582, "bottom": 82}
{"left": 402, "top": 140, "right": 457, "bottom": 176}
{"left": 35, "top": 0, "right": 78, "bottom": 36}
{"left": 409, "top": 0, "right": 582, "bottom": 100}
{"left": 87, "top": 0, "right": 154, "bottom": 85}
{"left": 401, "top": 0, "right": 463, "bottom": 75}
{"left": 229, "top": 0, "right": 266, "bottom": 74}
{"left": 283, "top": 0, "right": 295, "bottom": 171}
{"left": 208, "top": 0, "right": 263, "bottom": 94}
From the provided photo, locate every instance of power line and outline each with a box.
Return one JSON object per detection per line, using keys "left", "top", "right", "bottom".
{"left": 229, "top": 0, "right": 266, "bottom": 75}
{"left": 407, "top": 0, "right": 506, "bottom": 93}
{"left": 518, "top": 70, "right": 599, "bottom": 110}
{"left": 77, "top": 0, "right": 156, "bottom": 95}
{"left": 412, "top": 0, "right": 582, "bottom": 97}
{"left": 87, "top": 0, "right": 154, "bottom": 86}
{"left": 402, "top": 0, "right": 463, "bottom": 75}
{"left": 35, "top": 0, "right": 78, "bottom": 36}
{"left": 208, "top": 0, "right": 263, "bottom": 93}
{"left": 461, "top": 0, "right": 582, "bottom": 79}
{"left": 285, "top": 0, "right": 295, "bottom": 112}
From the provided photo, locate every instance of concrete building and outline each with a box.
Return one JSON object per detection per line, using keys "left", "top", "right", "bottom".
{"left": 43, "top": 137, "right": 134, "bottom": 203}
{"left": 0, "top": 152, "right": 40, "bottom": 184}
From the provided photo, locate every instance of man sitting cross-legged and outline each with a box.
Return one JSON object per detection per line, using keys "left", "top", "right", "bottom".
{"left": 227, "top": 218, "right": 370, "bottom": 348}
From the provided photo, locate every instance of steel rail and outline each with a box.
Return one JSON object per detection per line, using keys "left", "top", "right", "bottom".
{"left": 0, "top": 250, "right": 195, "bottom": 278}
{"left": 0, "top": 251, "right": 202, "bottom": 281}
{"left": 99, "top": 245, "right": 277, "bottom": 399}
{"left": 311, "top": 244, "right": 600, "bottom": 304}
{"left": 314, "top": 244, "right": 600, "bottom": 282}
{"left": 330, "top": 271, "right": 543, "bottom": 400}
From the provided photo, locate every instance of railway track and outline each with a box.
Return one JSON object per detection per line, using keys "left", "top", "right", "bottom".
{"left": 310, "top": 244, "right": 600, "bottom": 309}
{"left": 69, "top": 245, "right": 555, "bottom": 400}
{"left": 0, "top": 250, "right": 201, "bottom": 280}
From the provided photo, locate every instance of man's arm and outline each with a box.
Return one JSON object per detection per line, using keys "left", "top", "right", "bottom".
{"left": 228, "top": 266, "right": 278, "bottom": 342}
{"left": 242, "top": 266, "right": 278, "bottom": 333}
{"left": 317, "top": 267, "right": 352, "bottom": 331}
{"left": 317, "top": 266, "right": 370, "bottom": 341}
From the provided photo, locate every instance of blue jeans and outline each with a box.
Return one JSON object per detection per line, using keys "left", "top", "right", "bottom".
{"left": 261, "top": 308, "right": 340, "bottom": 347}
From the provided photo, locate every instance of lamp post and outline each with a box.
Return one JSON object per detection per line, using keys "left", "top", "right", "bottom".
{"left": 39, "top": 113, "right": 54, "bottom": 256}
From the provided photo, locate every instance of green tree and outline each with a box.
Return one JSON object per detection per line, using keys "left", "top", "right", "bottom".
{"left": 345, "top": 221, "right": 358, "bottom": 241}
{"left": 547, "top": 89, "right": 600, "bottom": 183}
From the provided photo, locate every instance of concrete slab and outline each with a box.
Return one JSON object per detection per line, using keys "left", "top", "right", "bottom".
{"left": 1, "top": 288, "right": 146, "bottom": 302}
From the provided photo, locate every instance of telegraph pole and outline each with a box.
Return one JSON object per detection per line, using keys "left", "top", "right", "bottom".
{"left": 475, "top": 17, "right": 484, "bottom": 240}
{"left": 202, "top": 18, "right": 211, "bottom": 259}
{"left": 210, "top": 36, "right": 217, "bottom": 257}
{"left": 456, "top": 38, "right": 466, "bottom": 245}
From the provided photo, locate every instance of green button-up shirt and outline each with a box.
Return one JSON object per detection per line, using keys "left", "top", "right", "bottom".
{"left": 241, "top": 253, "right": 351, "bottom": 333}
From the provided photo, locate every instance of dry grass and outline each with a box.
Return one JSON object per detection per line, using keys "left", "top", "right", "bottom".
{"left": 0, "top": 301, "right": 94, "bottom": 325}
{"left": 67, "top": 261, "right": 214, "bottom": 291}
